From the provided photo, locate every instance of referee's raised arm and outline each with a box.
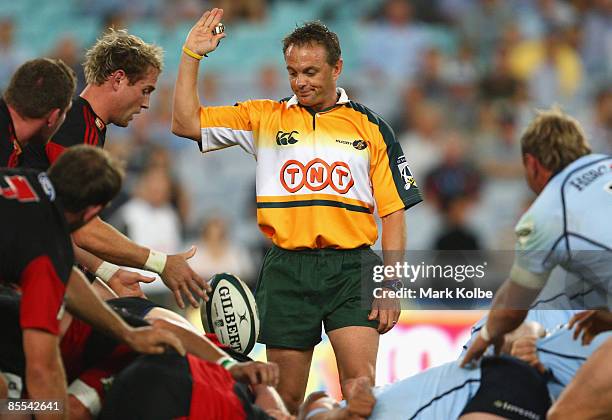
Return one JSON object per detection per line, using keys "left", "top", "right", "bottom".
{"left": 172, "top": 8, "right": 226, "bottom": 141}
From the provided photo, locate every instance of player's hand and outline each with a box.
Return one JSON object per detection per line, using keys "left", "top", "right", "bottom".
{"left": 460, "top": 333, "right": 504, "bottom": 368}
{"left": 228, "top": 361, "right": 280, "bottom": 387}
{"left": 368, "top": 294, "right": 400, "bottom": 334}
{"left": 184, "top": 8, "right": 226, "bottom": 57}
{"left": 569, "top": 310, "right": 612, "bottom": 345}
{"left": 344, "top": 377, "right": 376, "bottom": 419}
{"left": 124, "top": 326, "right": 185, "bottom": 356}
{"left": 107, "top": 269, "right": 153, "bottom": 298}
{"left": 511, "top": 336, "right": 545, "bottom": 373}
{"left": 161, "top": 246, "right": 211, "bottom": 309}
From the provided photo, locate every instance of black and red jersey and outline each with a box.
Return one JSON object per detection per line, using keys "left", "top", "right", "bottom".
{"left": 21, "top": 96, "right": 107, "bottom": 171}
{"left": 0, "top": 100, "right": 23, "bottom": 168}
{"left": 0, "top": 168, "right": 73, "bottom": 334}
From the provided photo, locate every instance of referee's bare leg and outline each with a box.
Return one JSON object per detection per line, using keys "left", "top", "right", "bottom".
{"left": 266, "top": 347, "right": 314, "bottom": 414}
{"left": 328, "top": 327, "right": 378, "bottom": 401}
{"left": 547, "top": 337, "right": 612, "bottom": 419}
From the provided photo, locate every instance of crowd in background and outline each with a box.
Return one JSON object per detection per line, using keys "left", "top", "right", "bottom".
{"left": 0, "top": 0, "right": 610, "bottom": 289}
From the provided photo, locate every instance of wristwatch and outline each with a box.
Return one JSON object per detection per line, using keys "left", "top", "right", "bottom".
{"left": 381, "top": 278, "right": 404, "bottom": 292}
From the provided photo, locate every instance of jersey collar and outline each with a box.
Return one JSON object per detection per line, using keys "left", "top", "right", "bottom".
{"left": 285, "top": 87, "right": 350, "bottom": 109}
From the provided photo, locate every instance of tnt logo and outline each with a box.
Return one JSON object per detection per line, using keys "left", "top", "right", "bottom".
{"left": 280, "top": 159, "right": 354, "bottom": 194}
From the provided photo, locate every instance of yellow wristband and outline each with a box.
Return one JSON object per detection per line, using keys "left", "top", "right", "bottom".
{"left": 182, "top": 46, "right": 204, "bottom": 61}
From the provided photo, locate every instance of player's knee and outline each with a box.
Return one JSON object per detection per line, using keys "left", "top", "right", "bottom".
{"left": 277, "top": 387, "right": 306, "bottom": 414}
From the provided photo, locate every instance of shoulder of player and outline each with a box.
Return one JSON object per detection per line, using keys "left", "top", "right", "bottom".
{"left": 343, "top": 101, "right": 396, "bottom": 143}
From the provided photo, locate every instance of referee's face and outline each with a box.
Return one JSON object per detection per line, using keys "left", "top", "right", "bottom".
{"left": 285, "top": 43, "right": 342, "bottom": 112}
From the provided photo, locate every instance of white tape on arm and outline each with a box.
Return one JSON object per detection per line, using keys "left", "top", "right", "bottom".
{"left": 95, "top": 261, "right": 120, "bottom": 283}
{"left": 68, "top": 379, "right": 102, "bottom": 417}
{"left": 144, "top": 250, "right": 168, "bottom": 274}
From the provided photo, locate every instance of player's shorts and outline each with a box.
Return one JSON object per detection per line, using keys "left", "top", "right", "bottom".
{"left": 461, "top": 356, "right": 552, "bottom": 419}
{"left": 255, "top": 245, "right": 380, "bottom": 349}
{"left": 106, "top": 297, "right": 163, "bottom": 320}
{"left": 0, "top": 292, "right": 24, "bottom": 398}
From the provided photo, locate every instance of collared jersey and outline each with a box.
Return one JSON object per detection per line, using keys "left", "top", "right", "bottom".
{"left": 21, "top": 96, "right": 107, "bottom": 171}
{"left": 509, "top": 154, "right": 612, "bottom": 308}
{"left": 198, "top": 88, "right": 422, "bottom": 249}
{"left": 0, "top": 100, "right": 23, "bottom": 168}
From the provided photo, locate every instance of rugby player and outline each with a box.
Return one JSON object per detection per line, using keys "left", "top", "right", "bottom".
{"left": 0, "top": 293, "right": 279, "bottom": 419}
{"left": 0, "top": 58, "right": 76, "bottom": 167}
{"left": 18, "top": 30, "right": 209, "bottom": 309}
{"left": 300, "top": 321, "right": 612, "bottom": 420}
{"left": 172, "top": 8, "right": 422, "bottom": 412}
{"left": 0, "top": 146, "right": 184, "bottom": 417}
{"left": 462, "top": 108, "right": 612, "bottom": 366}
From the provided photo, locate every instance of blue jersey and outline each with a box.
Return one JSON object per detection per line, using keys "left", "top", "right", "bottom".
{"left": 537, "top": 326, "right": 612, "bottom": 400}
{"left": 510, "top": 154, "right": 612, "bottom": 309}
{"left": 372, "top": 326, "right": 610, "bottom": 419}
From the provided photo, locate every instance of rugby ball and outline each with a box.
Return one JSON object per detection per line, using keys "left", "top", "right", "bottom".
{"left": 201, "top": 273, "right": 260, "bottom": 355}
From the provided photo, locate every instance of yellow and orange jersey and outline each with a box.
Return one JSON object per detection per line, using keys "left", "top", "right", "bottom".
{"left": 198, "top": 88, "right": 422, "bottom": 250}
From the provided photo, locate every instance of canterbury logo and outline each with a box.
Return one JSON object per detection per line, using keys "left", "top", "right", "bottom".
{"left": 280, "top": 158, "right": 354, "bottom": 194}
{"left": 276, "top": 130, "right": 299, "bottom": 145}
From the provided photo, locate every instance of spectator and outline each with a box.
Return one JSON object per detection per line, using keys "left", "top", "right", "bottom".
{"left": 188, "top": 216, "right": 256, "bottom": 287}
{"left": 0, "top": 18, "right": 32, "bottom": 91}
{"left": 111, "top": 168, "right": 183, "bottom": 254}
{"left": 360, "top": 0, "right": 429, "bottom": 83}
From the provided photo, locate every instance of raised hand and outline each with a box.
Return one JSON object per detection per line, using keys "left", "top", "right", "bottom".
{"left": 184, "top": 8, "right": 227, "bottom": 57}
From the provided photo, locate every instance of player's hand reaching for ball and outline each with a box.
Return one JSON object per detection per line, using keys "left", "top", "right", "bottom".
{"left": 161, "top": 246, "right": 211, "bottom": 309}
{"left": 229, "top": 361, "right": 280, "bottom": 387}
{"left": 184, "top": 8, "right": 226, "bottom": 58}
{"left": 124, "top": 326, "right": 185, "bottom": 356}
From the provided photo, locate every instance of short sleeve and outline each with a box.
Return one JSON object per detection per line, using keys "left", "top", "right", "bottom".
{"left": 509, "top": 210, "right": 563, "bottom": 289}
{"left": 369, "top": 116, "right": 423, "bottom": 217}
{"left": 198, "top": 100, "right": 263, "bottom": 156}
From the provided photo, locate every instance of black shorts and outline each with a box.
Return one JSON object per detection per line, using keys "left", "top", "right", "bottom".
{"left": 106, "top": 297, "right": 163, "bottom": 320}
{"left": 461, "top": 356, "right": 552, "bottom": 420}
{"left": 0, "top": 292, "right": 25, "bottom": 379}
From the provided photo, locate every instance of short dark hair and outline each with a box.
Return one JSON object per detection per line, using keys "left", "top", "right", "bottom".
{"left": 282, "top": 21, "right": 341, "bottom": 65}
{"left": 48, "top": 145, "right": 123, "bottom": 212}
{"left": 3, "top": 58, "right": 76, "bottom": 119}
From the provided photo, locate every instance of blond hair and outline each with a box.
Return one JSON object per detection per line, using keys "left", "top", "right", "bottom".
{"left": 84, "top": 29, "right": 163, "bottom": 85}
{"left": 521, "top": 107, "right": 591, "bottom": 173}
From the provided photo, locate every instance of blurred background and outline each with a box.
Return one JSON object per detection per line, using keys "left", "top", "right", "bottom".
{"left": 1, "top": 0, "right": 610, "bottom": 397}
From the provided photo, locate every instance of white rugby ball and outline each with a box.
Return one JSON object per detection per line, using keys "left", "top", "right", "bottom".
{"left": 201, "top": 273, "right": 260, "bottom": 355}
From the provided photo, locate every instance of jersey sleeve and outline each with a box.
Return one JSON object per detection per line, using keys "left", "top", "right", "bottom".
{"left": 19, "top": 256, "right": 67, "bottom": 335}
{"left": 368, "top": 115, "right": 423, "bottom": 217}
{"left": 16, "top": 208, "right": 73, "bottom": 335}
{"left": 198, "top": 100, "right": 262, "bottom": 156}
{"left": 509, "top": 207, "right": 564, "bottom": 289}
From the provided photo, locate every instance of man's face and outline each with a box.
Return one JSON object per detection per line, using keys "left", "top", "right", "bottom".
{"left": 111, "top": 66, "right": 159, "bottom": 127}
{"left": 284, "top": 43, "right": 342, "bottom": 110}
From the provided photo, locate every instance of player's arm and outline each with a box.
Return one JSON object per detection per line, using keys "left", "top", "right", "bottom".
{"left": 145, "top": 310, "right": 279, "bottom": 386}
{"left": 72, "top": 216, "right": 209, "bottom": 308}
{"left": 22, "top": 329, "right": 67, "bottom": 420}
{"left": 368, "top": 209, "right": 405, "bottom": 334}
{"left": 64, "top": 267, "right": 185, "bottom": 356}
{"left": 172, "top": 8, "right": 226, "bottom": 140}
{"left": 461, "top": 278, "right": 542, "bottom": 367}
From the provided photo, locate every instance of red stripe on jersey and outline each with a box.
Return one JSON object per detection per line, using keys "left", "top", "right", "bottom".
{"left": 19, "top": 255, "right": 67, "bottom": 335}
{"left": 89, "top": 112, "right": 99, "bottom": 146}
{"left": 83, "top": 106, "right": 93, "bottom": 145}
{"left": 186, "top": 354, "right": 246, "bottom": 420}
{"left": 61, "top": 317, "right": 94, "bottom": 380}
{"left": 45, "top": 141, "right": 67, "bottom": 165}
